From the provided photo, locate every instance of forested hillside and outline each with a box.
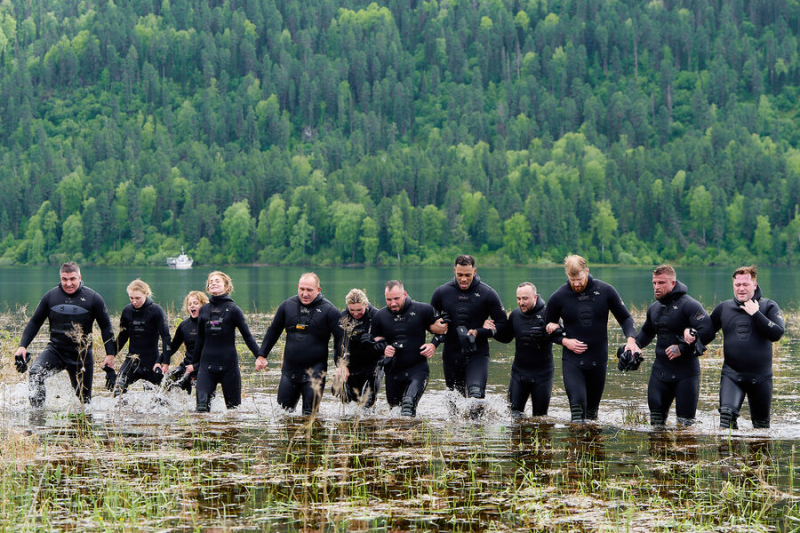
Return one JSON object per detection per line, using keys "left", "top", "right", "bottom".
{"left": 1, "top": 0, "right": 800, "bottom": 266}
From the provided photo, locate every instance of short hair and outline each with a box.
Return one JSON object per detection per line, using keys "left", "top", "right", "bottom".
{"left": 126, "top": 279, "right": 152, "bottom": 297}
{"left": 60, "top": 262, "right": 80, "bottom": 275}
{"left": 652, "top": 264, "right": 676, "bottom": 279}
{"left": 564, "top": 255, "right": 588, "bottom": 277}
{"left": 385, "top": 280, "right": 404, "bottom": 292}
{"left": 183, "top": 290, "right": 209, "bottom": 314}
{"left": 299, "top": 272, "right": 320, "bottom": 288}
{"left": 517, "top": 281, "right": 537, "bottom": 295}
{"left": 733, "top": 265, "right": 758, "bottom": 281}
{"left": 207, "top": 271, "right": 234, "bottom": 294}
{"left": 345, "top": 288, "right": 369, "bottom": 306}
{"left": 454, "top": 255, "right": 475, "bottom": 267}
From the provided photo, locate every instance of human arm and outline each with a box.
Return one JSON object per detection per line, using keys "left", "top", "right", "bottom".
{"left": 18, "top": 294, "right": 51, "bottom": 350}
{"left": 92, "top": 293, "right": 118, "bottom": 357}
{"left": 256, "top": 303, "right": 286, "bottom": 368}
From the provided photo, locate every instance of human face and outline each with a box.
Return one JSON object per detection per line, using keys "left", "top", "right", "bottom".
{"left": 187, "top": 297, "right": 202, "bottom": 318}
{"left": 385, "top": 286, "right": 407, "bottom": 313}
{"left": 567, "top": 269, "right": 589, "bottom": 293}
{"left": 652, "top": 274, "right": 676, "bottom": 300}
{"left": 128, "top": 290, "right": 147, "bottom": 309}
{"left": 207, "top": 274, "right": 226, "bottom": 296}
{"left": 60, "top": 271, "right": 82, "bottom": 295}
{"left": 298, "top": 276, "right": 321, "bottom": 305}
{"left": 454, "top": 264, "right": 476, "bottom": 290}
{"left": 347, "top": 303, "right": 367, "bottom": 320}
{"left": 516, "top": 286, "right": 538, "bottom": 313}
{"left": 733, "top": 273, "right": 757, "bottom": 303}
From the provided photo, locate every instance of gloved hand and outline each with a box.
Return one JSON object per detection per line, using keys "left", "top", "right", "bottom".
{"left": 616, "top": 346, "right": 643, "bottom": 372}
{"left": 102, "top": 364, "right": 117, "bottom": 391}
{"left": 456, "top": 326, "right": 477, "bottom": 354}
{"left": 14, "top": 354, "right": 28, "bottom": 374}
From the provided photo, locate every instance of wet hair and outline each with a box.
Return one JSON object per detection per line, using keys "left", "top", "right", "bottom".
{"left": 564, "top": 255, "right": 588, "bottom": 277}
{"left": 345, "top": 288, "right": 369, "bottom": 306}
{"left": 733, "top": 265, "right": 758, "bottom": 281}
{"left": 207, "top": 271, "right": 234, "bottom": 294}
{"left": 652, "top": 264, "right": 676, "bottom": 280}
{"left": 299, "top": 272, "right": 320, "bottom": 288}
{"left": 454, "top": 255, "right": 475, "bottom": 267}
{"left": 126, "top": 279, "right": 152, "bottom": 298}
{"left": 60, "top": 261, "right": 80, "bottom": 275}
{"left": 385, "top": 280, "right": 404, "bottom": 292}
{"left": 183, "top": 290, "right": 209, "bottom": 314}
{"left": 517, "top": 281, "right": 537, "bottom": 295}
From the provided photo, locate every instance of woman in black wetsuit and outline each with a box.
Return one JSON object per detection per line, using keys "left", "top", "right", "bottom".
{"left": 114, "top": 279, "right": 172, "bottom": 396}
{"left": 161, "top": 290, "right": 209, "bottom": 393}
{"left": 334, "top": 288, "right": 380, "bottom": 407}
{"left": 186, "top": 271, "right": 260, "bottom": 412}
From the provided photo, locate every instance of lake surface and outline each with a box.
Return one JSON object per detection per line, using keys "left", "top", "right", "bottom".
{"left": 2, "top": 264, "right": 799, "bottom": 313}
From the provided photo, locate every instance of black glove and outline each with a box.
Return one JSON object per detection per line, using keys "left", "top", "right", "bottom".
{"left": 102, "top": 364, "right": 117, "bottom": 391}
{"left": 677, "top": 329, "right": 705, "bottom": 358}
{"left": 456, "top": 326, "right": 477, "bottom": 354}
{"left": 14, "top": 354, "right": 28, "bottom": 373}
{"left": 616, "top": 346, "right": 643, "bottom": 372}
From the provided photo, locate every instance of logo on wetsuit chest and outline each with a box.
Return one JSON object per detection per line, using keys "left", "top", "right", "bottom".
{"left": 132, "top": 318, "right": 146, "bottom": 336}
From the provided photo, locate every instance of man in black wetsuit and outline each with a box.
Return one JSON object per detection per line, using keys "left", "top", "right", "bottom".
{"left": 256, "top": 272, "right": 343, "bottom": 415}
{"left": 430, "top": 255, "right": 507, "bottom": 407}
{"left": 370, "top": 280, "right": 439, "bottom": 417}
{"left": 635, "top": 265, "right": 715, "bottom": 427}
{"left": 711, "top": 266, "right": 785, "bottom": 429}
{"left": 334, "top": 288, "right": 380, "bottom": 407}
{"left": 14, "top": 262, "right": 117, "bottom": 407}
{"left": 493, "top": 282, "right": 556, "bottom": 417}
{"left": 545, "top": 255, "right": 638, "bottom": 423}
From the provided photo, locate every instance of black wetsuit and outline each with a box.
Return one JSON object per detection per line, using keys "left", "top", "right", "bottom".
{"left": 370, "top": 298, "right": 438, "bottom": 416}
{"left": 164, "top": 316, "right": 199, "bottom": 391}
{"left": 430, "top": 275, "right": 507, "bottom": 398}
{"left": 20, "top": 283, "right": 117, "bottom": 406}
{"left": 495, "top": 297, "right": 555, "bottom": 417}
{"left": 114, "top": 298, "right": 171, "bottom": 395}
{"left": 545, "top": 275, "right": 636, "bottom": 422}
{"left": 337, "top": 304, "right": 381, "bottom": 406}
{"left": 635, "top": 281, "right": 715, "bottom": 426}
{"left": 191, "top": 295, "right": 259, "bottom": 411}
{"left": 259, "top": 294, "right": 343, "bottom": 415}
{"left": 711, "top": 286, "right": 785, "bottom": 429}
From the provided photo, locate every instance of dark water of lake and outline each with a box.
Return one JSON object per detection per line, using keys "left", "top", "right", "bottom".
{"left": 2, "top": 264, "right": 799, "bottom": 313}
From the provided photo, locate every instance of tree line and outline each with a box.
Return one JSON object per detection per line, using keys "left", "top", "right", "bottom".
{"left": 0, "top": 0, "right": 799, "bottom": 267}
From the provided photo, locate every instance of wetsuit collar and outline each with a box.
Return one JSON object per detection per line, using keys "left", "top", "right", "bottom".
{"left": 210, "top": 294, "right": 234, "bottom": 304}
{"left": 657, "top": 280, "right": 688, "bottom": 305}
{"left": 450, "top": 273, "right": 481, "bottom": 291}
{"left": 140, "top": 297, "right": 154, "bottom": 309}
{"left": 392, "top": 297, "right": 413, "bottom": 315}
{"left": 59, "top": 282, "right": 84, "bottom": 297}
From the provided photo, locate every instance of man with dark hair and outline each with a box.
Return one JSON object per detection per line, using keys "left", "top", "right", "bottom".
{"left": 545, "top": 255, "right": 638, "bottom": 423}
{"left": 430, "top": 255, "right": 507, "bottom": 409}
{"left": 711, "top": 266, "right": 784, "bottom": 429}
{"left": 635, "top": 265, "right": 715, "bottom": 426}
{"left": 370, "top": 280, "right": 439, "bottom": 416}
{"left": 256, "top": 272, "right": 343, "bottom": 415}
{"left": 14, "top": 262, "right": 117, "bottom": 407}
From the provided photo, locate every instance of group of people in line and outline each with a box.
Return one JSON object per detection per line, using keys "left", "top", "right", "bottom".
{"left": 13, "top": 254, "right": 785, "bottom": 429}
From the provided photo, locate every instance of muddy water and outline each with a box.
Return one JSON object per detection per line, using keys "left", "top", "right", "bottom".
{"left": 1, "top": 313, "right": 799, "bottom": 531}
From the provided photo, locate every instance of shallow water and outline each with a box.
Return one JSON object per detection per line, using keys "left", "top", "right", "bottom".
{"left": 1, "top": 312, "right": 799, "bottom": 531}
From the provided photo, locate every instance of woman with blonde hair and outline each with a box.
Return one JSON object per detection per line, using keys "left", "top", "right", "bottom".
{"left": 162, "top": 290, "right": 209, "bottom": 393}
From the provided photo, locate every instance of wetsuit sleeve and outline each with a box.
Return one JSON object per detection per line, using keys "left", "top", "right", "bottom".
{"left": 156, "top": 307, "right": 172, "bottom": 363}
{"left": 752, "top": 301, "right": 785, "bottom": 342}
{"left": 93, "top": 293, "right": 117, "bottom": 356}
{"left": 710, "top": 304, "right": 723, "bottom": 332}
{"left": 116, "top": 309, "right": 130, "bottom": 353}
{"left": 370, "top": 311, "right": 386, "bottom": 353}
{"left": 233, "top": 307, "right": 261, "bottom": 356}
{"left": 635, "top": 306, "right": 656, "bottom": 349}
{"left": 493, "top": 312, "right": 515, "bottom": 344}
{"left": 430, "top": 287, "right": 442, "bottom": 311}
{"left": 543, "top": 292, "right": 564, "bottom": 345}
{"left": 258, "top": 302, "right": 287, "bottom": 358}
{"left": 19, "top": 293, "right": 50, "bottom": 348}
{"left": 687, "top": 301, "right": 715, "bottom": 346}
{"left": 607, "top": 287, "right": 636, "bottom": 338}
{"left": 191, "top": 313, "right": 206, "bottom": 366}
{"left": 477, "top": 290, "right": 508, "bottom": 340}
{"left": 328, "top": 306, "right": 344, "bottom": 365}
{"left": 168, "top": 322, "right": 186, "bottom": 365}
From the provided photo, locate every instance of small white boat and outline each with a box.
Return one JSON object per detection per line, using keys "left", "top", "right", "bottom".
{"left": 167, "top": 248, "right": 193, "bottom": 269}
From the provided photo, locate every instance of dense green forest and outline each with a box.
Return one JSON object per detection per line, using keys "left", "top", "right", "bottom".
{"left": 1, "top": 0, "right": 800, "bottom": 267}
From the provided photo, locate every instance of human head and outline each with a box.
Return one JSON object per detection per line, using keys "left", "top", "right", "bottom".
{"left": 345, "top": 288, "right": 369, "bottom": 320}
{"left": 298, "top": 272, "right": 321, "bottom": 305}
{"left": 516, "top": 282, "right": 538, "bottom": 313}
{"left": 206, "top": 271, "right": 233, "bottom": 296}
{"left": 651, "top": 264, "right": 677, "bottom": 300}
{"left": 126, "top": 279, "right": 152, "bottom": 309}
{"left": 732, "top": 265, "right": 758, "bottom": 302}
{"left": 564, "top": 255, "right": 589, "bottom": 292}
{"left": 59, "top": 262, "right": 82, "bottom": 295}
{"left": 184, "top": 290, "right": 209, "bottom": 318}
{"left": 453, "top": 254, "right": 477, "bottom": 290}
{"left": 384, "top": 280, "right": 408, "bottom": 313}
